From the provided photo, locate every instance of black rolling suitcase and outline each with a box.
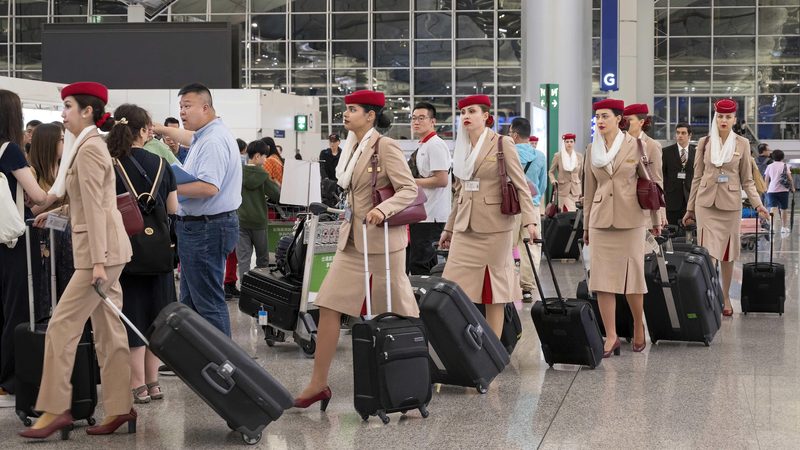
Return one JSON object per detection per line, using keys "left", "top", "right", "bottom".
{"left": 575, "top": 239, "right": 634, "bottom": 340}
{"left": 239, "top": 268, "right": 302, "bottom": 331}
{"left": 352, "top": 222, "right": 431, "bottom": 424}
{"left": 95, "top": 288, "right": 293, "bottom": 445}
{"left": 409, "top": 275, "right": 510, "bottom": 393}
{"left": 14, "top": 225, "right": 98, "bottom": 427}
{"left": 741, "top": 214, "right": 785, "bottom": 315}
{"left": 528, "top": 238, "right": 604, "bottom": 369}
{"left": 541, "top": 210, "right": 582, "bottom": 260}
{"left": 643, "top": 244, "right": 721, "bottom": 346}
{"left": 662, "top": 227, "right": 724, "bottom": 309}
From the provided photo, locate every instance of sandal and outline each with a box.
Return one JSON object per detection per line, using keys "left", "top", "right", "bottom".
{"left": 146, "top": 382, "right": 164, "bottom": 400}
{"left": 132, "top": 385, "right": 151, "bottom": 404}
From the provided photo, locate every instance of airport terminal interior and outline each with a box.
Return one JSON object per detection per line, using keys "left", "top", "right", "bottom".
{"left": 1, "top": 0, "right": 800, "bottom": 448}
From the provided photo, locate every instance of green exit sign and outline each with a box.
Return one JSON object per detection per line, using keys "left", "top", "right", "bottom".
{"left": 294, "top": 115, "right": 308, "bottom": 132}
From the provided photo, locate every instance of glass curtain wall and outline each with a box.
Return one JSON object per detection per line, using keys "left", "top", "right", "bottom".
{"left": 1, "top": 0, "right": 523, "bottom": 139}
{"left": 592, "top": 0, "right": 799, "bottom": 141}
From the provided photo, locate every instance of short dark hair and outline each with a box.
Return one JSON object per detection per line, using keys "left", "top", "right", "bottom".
{"left": 675, "top": 122, "right": 692, "bottom": 135}
{"left": 246, "top": 140, "right": 269, "bottom": 159}
{"left": 413, "top": 102, "right": 436, "bottom": 119}
{"left": 772, "top": 149, "right": 785, "bottom": 161}
{"left": 164, "top": 117, "right": 180, "bottom": 126}
{"left": 510, "top": 117, "right": 531, "bottom": 138}
{"left": 26, "top": 120, "right": 42, "bottom": 129}
{"left": 177, "top": 83, "right": 213, "bottom": 107}
{"left": 261, "top": 136, "right": 279, "bottom": 157}
{"left": 758, "top": 143, "right": 770, "bottom": 155}
{"left": 236, "top": 138, "right": 247, "bottom": 152}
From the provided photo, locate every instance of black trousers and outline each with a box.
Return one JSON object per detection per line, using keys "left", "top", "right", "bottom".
{"left": 407, "top": 222, "right": 445, "bottom": 276}
{"left": 666, "top": 209, "right": 687, "bottom": 227}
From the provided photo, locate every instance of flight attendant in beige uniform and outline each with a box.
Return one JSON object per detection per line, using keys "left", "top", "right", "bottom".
{"left": 294, "top": 90, "right": 418, "bottom": 410}
{"left": 582, "top": 99, "right": 663, "bottom": 358}
{"left": 548, "top": 133, "right": 583, "bottom": 211}
{"left": 21, "top": 82, "right": 135, "bottom": 440}
{"left": 624, "top": 103, "right": 668, "bottom": 226}
{"left": 683, "top": 99, "right": 767, "bottom": 317}
{"left": 438, "top": 95, "right": 538, "bottom": 339}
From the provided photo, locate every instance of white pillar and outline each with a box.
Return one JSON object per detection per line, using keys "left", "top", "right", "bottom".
{"left": 522, "top": 0, "right": 593, "bottom": 149}
{"left": 619, "top": 0, "right": 655, "bottom": 110}
{"left": 127, "top": 4, "right": 146, "bottom": 23}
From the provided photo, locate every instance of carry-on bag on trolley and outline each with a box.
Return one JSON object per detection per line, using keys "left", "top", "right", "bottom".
{"left": 528, "top": 238, "right": 604, "bottom": 369}
{"left": 14, "top": 224, "right": 98, "bottom": 429}
{"left": 409, "top": 275, "right": 509, "bottom": 394}
{"left": 741, "top": 213, "right": 785, "bottom": 315}
{"left": 643, "top": 237, "right": 721, "bottom": 346}
{"left": 94, "top": 287, "right": 293, "bottom": 445}
{"left": 352, "top": 221, "right": 432, "bottom": 424}
{"left": 661, "top": 226, "right": 724, "bottom": 310}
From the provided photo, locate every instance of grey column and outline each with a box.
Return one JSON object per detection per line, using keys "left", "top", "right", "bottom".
{"left": 522, "top": 0, "right": 593, "bottom": 149}
{"left": 619, "top": 0, "right": 655, "bottom": 111}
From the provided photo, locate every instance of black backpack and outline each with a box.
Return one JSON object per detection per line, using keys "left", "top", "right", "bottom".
{"left": 275, "top": 216, "right": 307, "bottom": 282}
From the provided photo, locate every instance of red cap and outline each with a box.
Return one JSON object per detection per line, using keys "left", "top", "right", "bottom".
{"left": 60, "top": 82, "right": 108, "bottom": 104}
{"left": 593, "top": 98, "right": 624, "bottom": 112}
{"left": 714, "top": 99, "right": 737, "bottom": 114}
{"left": 458, "top": 95, "right": 492, "bottom": 110}
{"left": 344, "top": 90, "right": 385, "bottom": 108}
{"left": 562, "top": 133, "right": 576, "bottom": 140}
{"left": 623, "top": 103, "right": 649, "bottom": 116}
{"left": 529, "top": 136, "right": 539, "bottom": 142}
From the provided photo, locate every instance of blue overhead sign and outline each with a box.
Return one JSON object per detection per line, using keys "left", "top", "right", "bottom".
{"left": 600, "top": 0, "right": 619, "bottom": 91}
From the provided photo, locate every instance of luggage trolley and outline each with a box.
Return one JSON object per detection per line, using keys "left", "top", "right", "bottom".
{"left": 249, "top": 203, "right": 343, "bottom": 356}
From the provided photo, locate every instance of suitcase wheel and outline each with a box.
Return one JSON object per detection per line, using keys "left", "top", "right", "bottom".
{"left": 242, "top": 432, "right": 262, "bottom": 445}
{"left": 17, "top": 411, "right": 31, "bottom": 427}
{"left": 86, "top": 417, "right": 96, "bottom": 426}
{"left": 419, "top": 405, "right": 430, "bottom": 418}
{"left": 361, "top": 414, "right": 370, "bottom": 422}
{"left": 378, "top": 411, "right": 390, "bottom": 425}
{"left": 476, "top": 385, "right": 488, "bottom": 395}
{"left": 298, "top": 335, "right": 317, "bottom": 358}
{"left": 703, "top": 340, "right": 710, "bottom": 347}
{"left": 265, "top": 339, "right": 275, "bottom": 347}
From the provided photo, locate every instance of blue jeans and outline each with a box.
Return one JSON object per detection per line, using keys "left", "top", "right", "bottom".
{"left": 176, "top": 213, "right": 239, "bottom": 336}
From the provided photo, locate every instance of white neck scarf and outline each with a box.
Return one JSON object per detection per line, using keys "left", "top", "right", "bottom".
{"left": 709, "top": 116, "right": 737, "bottom": 167}
{"left": 49, "top": 125, "right": 96, "bottom": 197}
{"left": 453, "top": 127, "right": 489, "bottom": 181}
{"left": 591, "top": 127, "right": 624, "bottom": 176}
{"left": 336, "top": 128, "right": 375, "bottom": 190}
{"left": 560, "top": 140, "right": 578, "bottom": 172}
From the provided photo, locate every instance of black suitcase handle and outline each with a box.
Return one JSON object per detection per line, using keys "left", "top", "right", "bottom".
{"left": 463, "top": 324, "right": 484, "bottom": 351}
{"left": 524, "top": 238, "right": 567, "bottom": 314}
{"left": 201, "top": 361, "right": 237, "bottom": 395}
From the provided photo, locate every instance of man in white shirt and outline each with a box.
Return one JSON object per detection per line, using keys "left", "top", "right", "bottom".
{"left": 407, "top": 102, "right": 452, "bottom": 275}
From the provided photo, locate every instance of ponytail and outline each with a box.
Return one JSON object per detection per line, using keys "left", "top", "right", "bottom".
{"left": 105, "top": 103, "right": 151, "bottom": 159}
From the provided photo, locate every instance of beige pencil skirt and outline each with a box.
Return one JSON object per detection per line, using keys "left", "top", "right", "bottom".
{"left": 696, "top": 205, "right": 740, "bottom": 262}
{"left": 588, "top": 226, "right": 648, "bottom": 295}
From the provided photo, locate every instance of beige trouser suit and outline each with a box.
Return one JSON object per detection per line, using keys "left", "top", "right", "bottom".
{"left": 37, "top": 131, "right": 133, "bottom": 416}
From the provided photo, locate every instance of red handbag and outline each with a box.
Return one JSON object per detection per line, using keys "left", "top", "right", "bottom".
{"left": 635, "top": 139, "right": 666, "bottom": 210}
{"left": 114, "top": 161, "right": 144, "bottom": 236}
{"left": 497, "top": 138, "right": 521, "bottom": 215}
{"left": 544, "top": 189, "right": 558, "bottom": 218}
{"left": 370, "top": 138, "right": 428, "bottom": 226}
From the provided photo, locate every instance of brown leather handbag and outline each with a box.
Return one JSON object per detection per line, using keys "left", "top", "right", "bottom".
{"left": 370, "top": 137, "right": 428, "bottom": 226}
{"left": 114, "top": 160, "right": 144, "bottom": 236}
{"left": 636, "top": 139, "right": 666, "bottom": 210}
{"left": 497, "top": 138, "right": 521, "bottom": 215}
{"left": 544, "top": 189, "right": 558, "bottom": 218}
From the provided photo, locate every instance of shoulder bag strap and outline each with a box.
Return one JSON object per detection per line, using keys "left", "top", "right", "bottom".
{"left": 129, "top": 155, "right": 166, "bottom": 204}
{"left": 114, "top": 159, "right": 140, "bottom": 198}
{"left": 637, "top": 138, "right": 655, "bottom": 181}
{"left": 370, "top": 136, "right": 383, "bottom": 191}
{"left": 524, "top": 161, "right": 532, "bottom": 173}
{"left": 497, "top": 137, "right": 508, "bottom": 179}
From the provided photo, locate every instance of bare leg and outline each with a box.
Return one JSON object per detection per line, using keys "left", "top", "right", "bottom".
{"left": 625, "top": 293, "right": 645, "bottom": 345}
{"left": 129, "top": 346, "right": 145, "bottom": 389}
{"left": 781, "top": 208, "right": 790, "bottom": 230}
{"left": 484, "top": 303, "right": 505, "bottom": 339}
{"left": 720, "top": 260, "right": 734, "bottom": 311}
{"left": 298, "top": 307, "right": 341, "bottom": 398}
{"left": 597, "top": 292, "right": 618, "bottom": 351}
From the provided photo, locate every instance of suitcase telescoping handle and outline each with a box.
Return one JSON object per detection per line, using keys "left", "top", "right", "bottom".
{"left": 754, "top": 213, "right": 775, "bottom": 265}
{"left": 523, "top": 238, "right": 567, "bottom": 314}
{"left": 94, "top": 283, "right": 150, "bottom": 347}
{"left": 25, "top": 220, "right": 58, "bottom": 331}
{"left": 361, "top": 220, "right": 392, "bottom": 319}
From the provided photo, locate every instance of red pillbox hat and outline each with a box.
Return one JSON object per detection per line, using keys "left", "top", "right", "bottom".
{"left": 592, "top": 98, "right": 624, "bottom": 111}
{"left": 458, "top": 95, "right": 492, "bottom": 110}
{"left": 562, "top": 133, "right": 576, "bottom": 140}
{"left": 623, "top": 103, "right": 649, "bottom": 116}
{"left": 60, "top": 82, "right": 108, "bottom": 104}
{"left": 714, "top": 99, "right": 737, "bottom": 114}
{"left": 344, "top": 90, "right": 385, "bottom": 108}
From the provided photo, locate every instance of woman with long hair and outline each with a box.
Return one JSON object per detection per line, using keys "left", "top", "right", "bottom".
{"left": 261, "top": 136, "right": 284, "bottom": 185}
{"left": 582, "top": 99, "right": 663, "bottom": 357}
{"left": 293, "top": 90, "right": 419, "bottom": 411}
{"left": 438, "top": 95, "right": 538, "bottom": 339}
{"left": 683, "top": 99, "right": 768, "bottom": 316}
{"left": 28, "top": 123, "right": 64, "bottom": 193}
{"left": 21, "top": 82, "right": 135, "bottom": 440}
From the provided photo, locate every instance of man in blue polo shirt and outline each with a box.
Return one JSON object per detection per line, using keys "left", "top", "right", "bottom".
{"left": 171, "top": 83, "right": 242, "bottom": 336}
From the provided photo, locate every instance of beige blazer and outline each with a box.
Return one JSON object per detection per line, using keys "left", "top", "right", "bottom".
{"left": 445, "top": 129, "right": 537, "bottom": 233}
{"left": 583, "top": 132, "right": 663, "bottom": 229}
{"left": 687, "top": 135, "right": 762, "bottom": 212}
{"left": 338, "top": 132, "right": 419, "bottom": 254}
{"left": 548, "top": 151, "right": 584, "bottom": 197}
{"left": 62, "top": 130, "right": 132, "bottom": 269}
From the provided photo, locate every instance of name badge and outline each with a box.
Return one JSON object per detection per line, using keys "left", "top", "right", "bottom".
{"left": 465, "top": 179, "right": 480, "bottom": 192}
{"left": 45, "top": 212, "right": 69, "bottom": 232}
{"left": 677, "top": 172, "right": 687, "bottom": 180}
{"left": 717, "top": 174, "right": 729, "bottom": 183}
{"left": 344, "top": 207, "right": 353, "bottom": 222}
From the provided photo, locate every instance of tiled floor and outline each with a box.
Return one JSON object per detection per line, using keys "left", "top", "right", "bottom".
{"left": 1, "top": 228, "right": 797, "bottom": 449}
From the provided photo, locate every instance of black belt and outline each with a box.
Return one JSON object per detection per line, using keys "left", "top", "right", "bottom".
{"left": 177, "top": 211, "right": 236, "bottom": 222}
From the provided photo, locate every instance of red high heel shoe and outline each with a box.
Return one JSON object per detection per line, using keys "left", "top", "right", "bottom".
{"left": 86, "top": 408, "right": 137, "bottom": 435}
{"left": 293, "top": 386, "right": 332, "bottom": 411}
{"left": 722, "top": 307, "right": 734, "bottom": 317}
{"left": 603, "top": 338, "right": 621, "bottom": 358}
{"left": 19, "top": 411, "right": 74, "bottom": 440}
{"left": 633, "top": 326, "right": 647, "bottom": 352}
